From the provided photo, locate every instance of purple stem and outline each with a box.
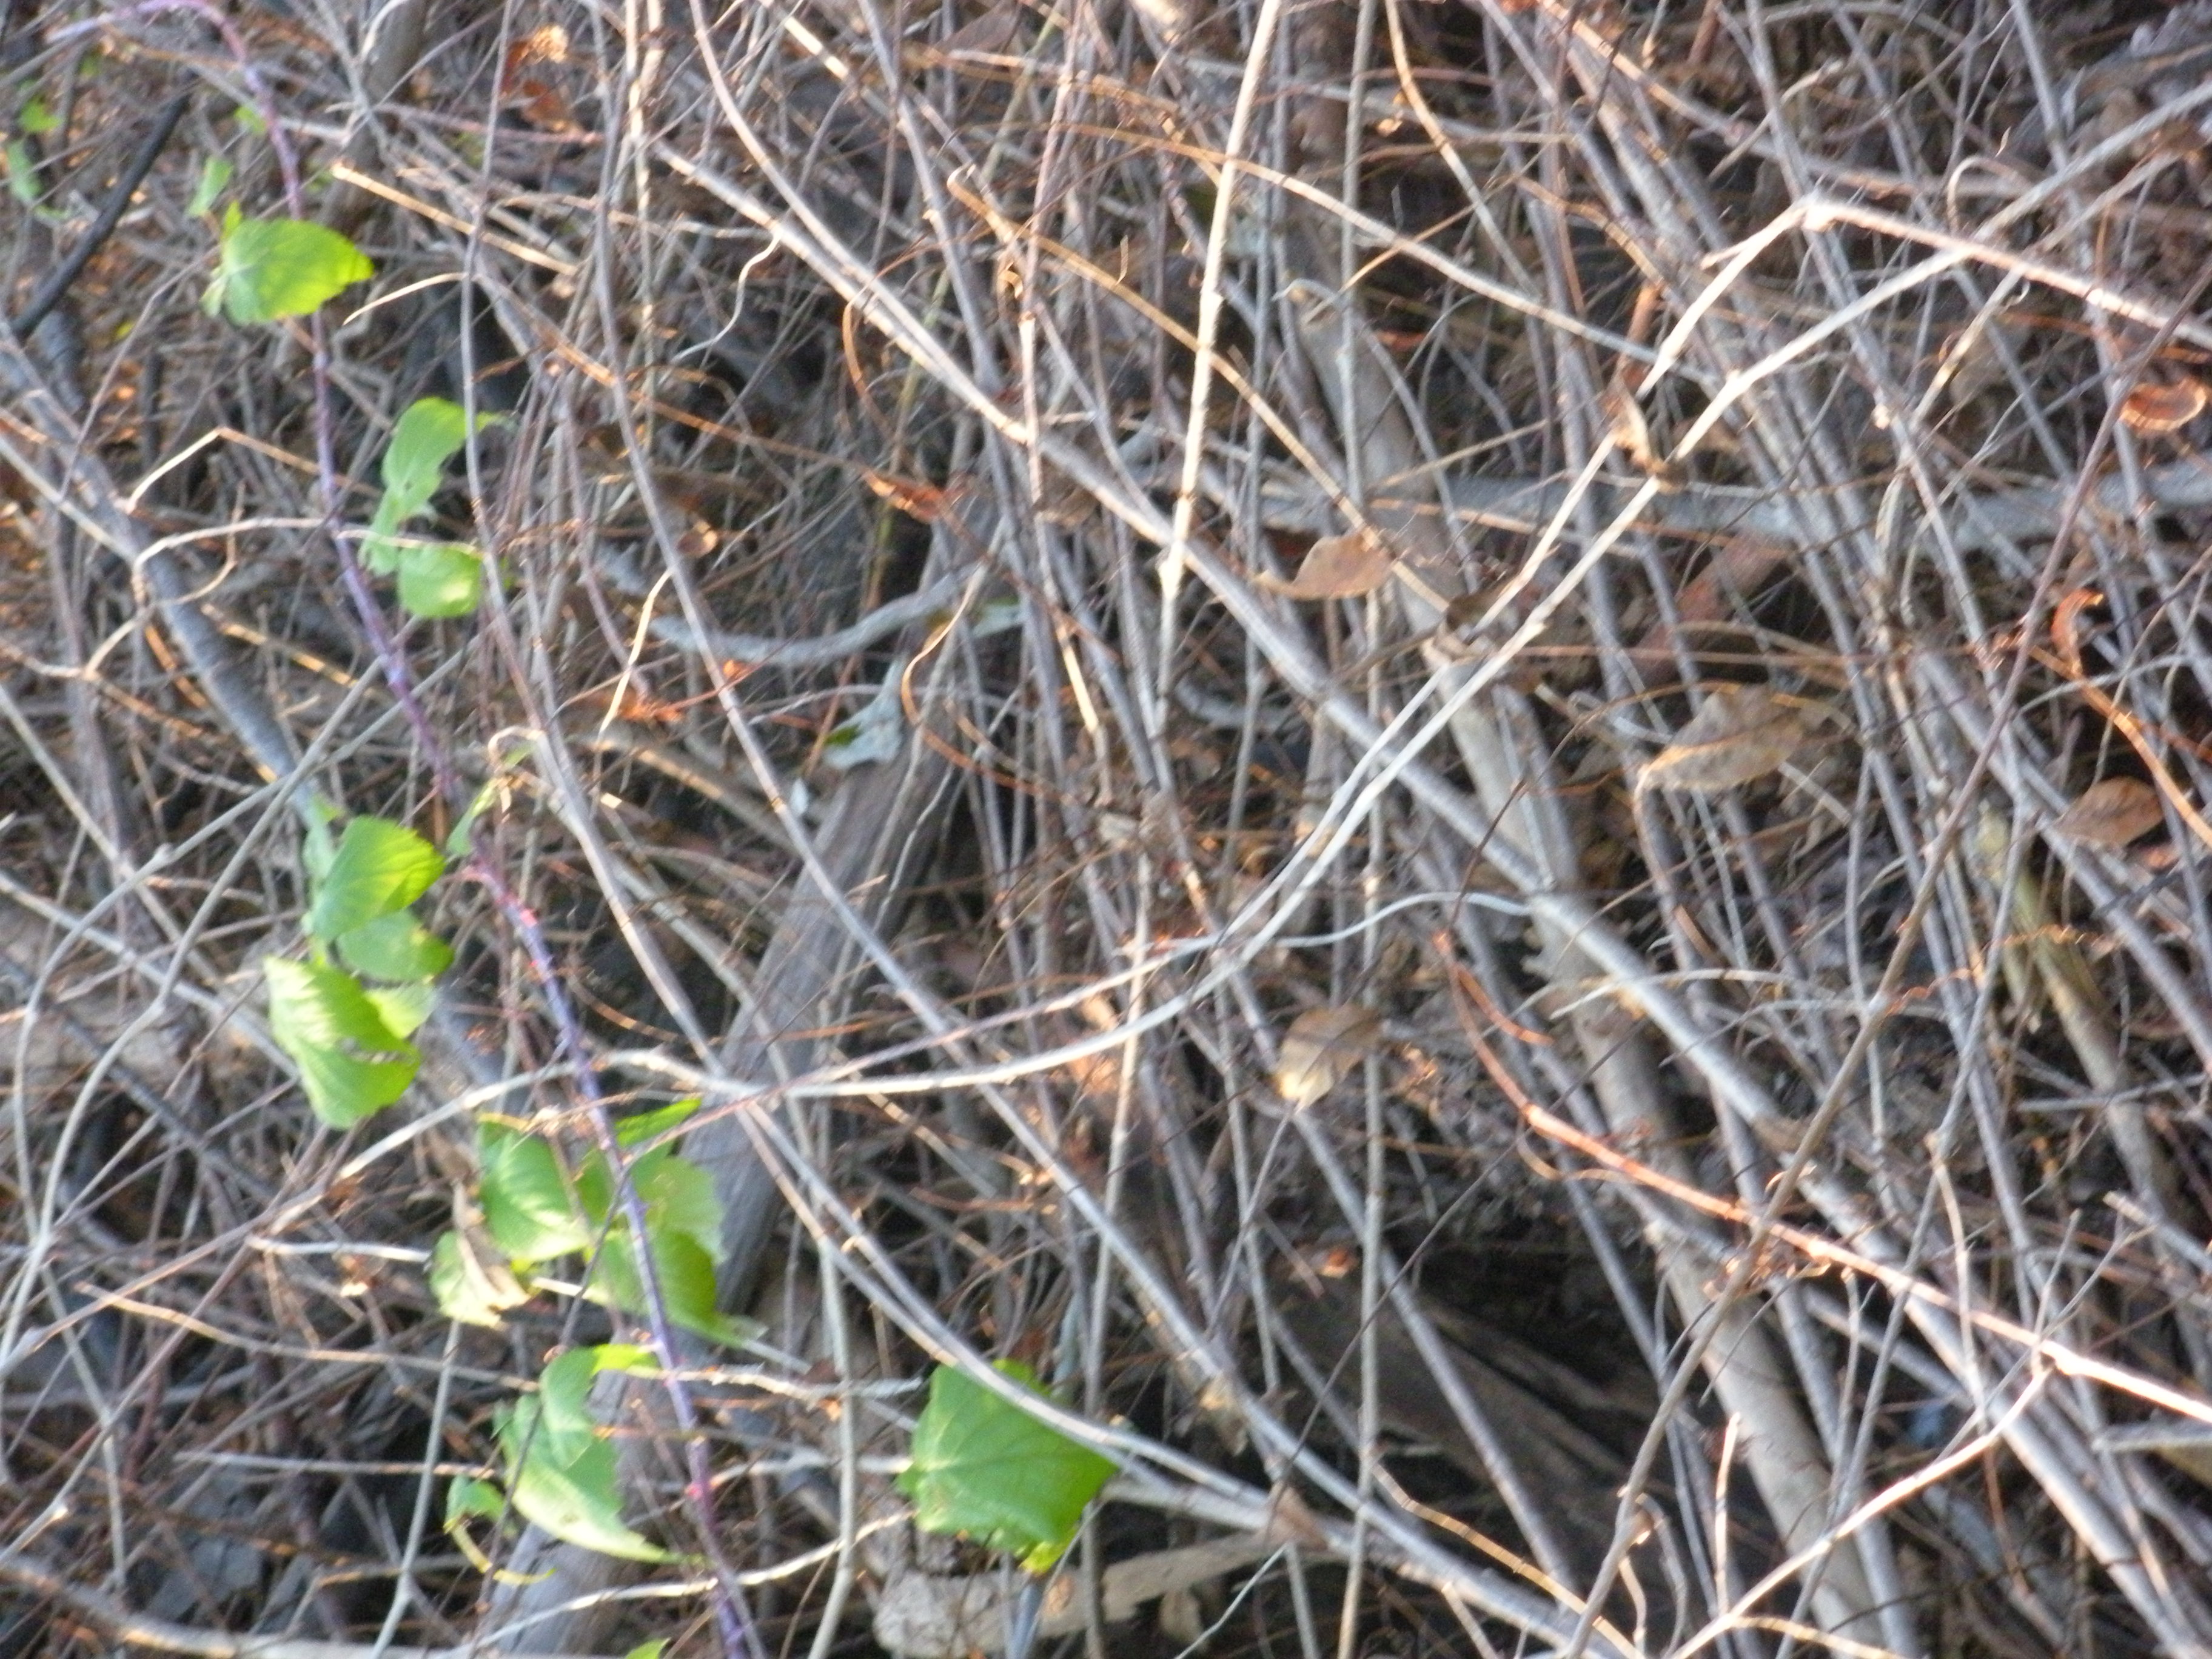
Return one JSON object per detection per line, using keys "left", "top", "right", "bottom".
{"left": 105, "top": 7, "right": 760, "bottom": 1652}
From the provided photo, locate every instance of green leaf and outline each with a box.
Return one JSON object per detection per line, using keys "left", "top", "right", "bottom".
{"left": 187, "top": 152, "right": 232, "bottom": 217}
{"left": 337, "top": 907, "right": 454, "bottom": 982}
{"left": 480, "top": 1120, "right": 592, "bottom": 1264}
{"left": 446, "top": 1474, "right": 506, "bottom": 1523}
{"left": 429, "top": 1228, "right": 527, "bottom": 1327}
{"left": 232, "top": 102, "right": 266, "bottom": 136}
{"left": 381, "top": 398, "right": 478, "bottom": 518}
{"left": 360, "top": 399, "right": 497, "bottom": 619}
{"left": 364, "top": 980, "right": 436, "bottom": 1041}
{"left": 897, "top": 1361, "right": 1115, "bottom": 1573}
{"left": 264, "top": 956, "right": 418, "bottom": 1128}
{"left": 625, "top": 1644, "right": 668, "bottom": 1659}
{"left": 306, "top": 816, "right": 443, "bottom": 944}
{"left": 5, "top": 139, "right": 41, "bottom": 207}
{"left": 578, "top": 1142, "right": 725, "bottom": 1264}
{"left": 495, "top": 1346, "right": 669, "bottom": 1562}
{"left": 594, "top": 1342, "right": 659, "bottom": 1376}
{"left": 301, "top": 799, "right": 340, "bottom": 883}
{"left": 532, "top": 1346, "right": 608, "bottom": 1463}
{"left": 397, "top": 541, "right": 483, "bottom": 618}
{"left": 569, "top": 1130, "right": 745, "bottom": 1345}
{"left": 582, "top": 1225, "right": 751, "bottom": 1349}
{"left": 18, "top": 97, "right": 56, "bottom": 135}
{"left": 446, "top": 778, "right": 498, "bottom": 861}
{"left": 616, "top": 1097, "right": 702, "bottom": 1149}
{"left": 363, "top": 497, "right": 409, "bottom": 576}
{"left": 206, "top": 205, "right": 372, "bottom": 324}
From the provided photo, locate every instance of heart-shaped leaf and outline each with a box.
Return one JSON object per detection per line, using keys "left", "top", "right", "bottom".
{"left": 897, "top": 1360, "right": 1115, "bottom": 1573}
{"left": 206, "top": 206, "right": 372, "bottom": 324}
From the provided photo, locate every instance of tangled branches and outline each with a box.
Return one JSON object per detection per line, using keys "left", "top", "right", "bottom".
{"left": 5, "top": 1, "right": 2212, "bottom": 1656}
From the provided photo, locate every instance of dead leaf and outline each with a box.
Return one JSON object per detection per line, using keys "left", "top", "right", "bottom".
{"left": 1600, "top": 371, "right": 1685, "bottom": 488}
{"left": 1275, "top": 1004, "right": 1382, "bottom": 1105}
{"left": 2054, "top": 777, "right": 2165, "bottom": 846}
{"left": 1638, "top": 682, "right": 1818, "bottom": 795}
{"left": 2120, "top": 375, "right": 2208, "bottom": 434}
{"left": 1280, "top": 532, "right": 1392, "bottom": 600}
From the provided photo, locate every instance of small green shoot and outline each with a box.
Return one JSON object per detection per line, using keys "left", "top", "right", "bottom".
{"left": 897, "top": 1361, "right": 1116, "bottom": 1572}
{"left": 204, "top": 204, "right": 372, "bottom": 324}
{"left": 18, "top": 97, "right": 56, "bottom": 135}
{"left": 362, "top": 397, "right": 498, "bottom": 618}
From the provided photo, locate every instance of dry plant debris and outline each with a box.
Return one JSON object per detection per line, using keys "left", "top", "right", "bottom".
{"left": 6, "top": 1, "right": 2212, "bottom": 1658}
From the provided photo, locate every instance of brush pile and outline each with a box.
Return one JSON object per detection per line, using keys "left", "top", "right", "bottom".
{"left": 5, "top": 1, "right": 2212, "bottom": 1655}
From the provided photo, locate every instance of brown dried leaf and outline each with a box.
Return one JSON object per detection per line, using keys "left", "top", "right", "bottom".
{"left": 1638, "top": 683, "right": 1815, "bottom": 795}
{"left": 1282, "top": 532, "right": 1392, "bottom": 600}
{"left": 2053, "top": 777, "right": 2165, "bottom": 847}
{"left": 1274, "top": 1004, "right": 1382, "bottom": 1106}
{"left": 2120, "top": 375, "right": 2208, "bottom": 434}
{"left": 1600, "top": 371, "right": 1685, "bottom": 488}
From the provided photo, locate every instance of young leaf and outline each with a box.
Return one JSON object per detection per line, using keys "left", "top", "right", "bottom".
{"left": 896, "top": 1360, "right": 1115, "bottom": 1573}
{"left": 337, "top": 907, "right": 454, "bottom": 982}
{"left": 577, "top": 1142, "right": 726, "bottom": 1264}
{"left": 363, "top": 981, "right": 436, "bottom": 1041}
{"left": 381, "top": 398, "right": 481, "bottom": 519}
{"left": 306, "top": 816, "right": 443, "bottom": 944}
{"left": 4, "top": 139, "right": 41, "bottom": 206}
{"left": 446, "top": 1474, "right": 506, "bottom": 1524}
{"left": 480, "top": 1120, "right": 593, "bottom": 1264}
{"left": 187, "top": 153, "right": 232, "bottom": 216}
{"left": 495, "top": 1346, "right": 669, "bottom": 1561}
{"left": 206, "top": 205, "right": 373, "bottom": 324}
{"left": 397, "top": 541, "right": 483, "bottom": 618}
{"left": 574, "top": 1139, "right": 746, "bottom": 1345}
{"left": 615, "top": 1097, "right": 702, "bottom": 1149}
{"left": 361, "top": 398, "right": 496, "bottom": 619}
{"left": 581, "top": 1225, "right": 752, "bottom": 1349}
{"left": 264, "top": 957, "right": 418, "bottom": 1127}
{"left": 18, "top": 96, "right": 57, "bottom": 135}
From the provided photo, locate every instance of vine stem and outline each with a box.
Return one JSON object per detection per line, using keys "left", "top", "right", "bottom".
{"left": 88, "top": 8, "right": 757, "bottom": 1652}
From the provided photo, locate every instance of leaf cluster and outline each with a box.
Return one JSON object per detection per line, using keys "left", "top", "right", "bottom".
{"left": 431, "top": 1100, "right": 751, "bottom": 1347}
{"left": 265, "top": 815, "right": 449, "bottom": 1127}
